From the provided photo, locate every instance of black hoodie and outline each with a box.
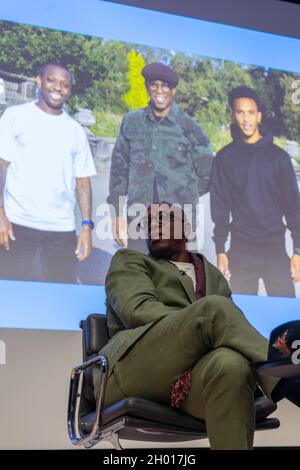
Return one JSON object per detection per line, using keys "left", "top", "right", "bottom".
{"left": 210, "top": 124, "right": 300, "bottom": 255}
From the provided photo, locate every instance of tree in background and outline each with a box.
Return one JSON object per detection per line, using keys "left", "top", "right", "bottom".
{"left": 123, "top": 49, "right": 148, "bottom": 110}
{"left": 0, "top": 20, "right": 298, "bottom": 143}
{"left": 248, "top": 67, "right": 285, "bottom": 136}
{"left": 78, "top": 40, "right": 130, "bottom": 115}
{"left": 0, "top": 22, "right": 130, "bottom": 115}
{"left": 280, "top": 73, "right": 300, "bottom": 141}
{"left": 170, "top": 55, "right": 255, "bottom": 152}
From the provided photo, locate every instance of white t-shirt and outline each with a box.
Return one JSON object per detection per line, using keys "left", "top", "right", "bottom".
{"left": 170, "top": 261, "right": 196, "bottom": 291}
{"left": 0, "top": 102, "right": 97, "bottom": 231}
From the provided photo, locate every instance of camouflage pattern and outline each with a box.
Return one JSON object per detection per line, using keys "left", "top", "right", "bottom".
{"left": 107, "top": 102, "right": 214, "bottom": 219}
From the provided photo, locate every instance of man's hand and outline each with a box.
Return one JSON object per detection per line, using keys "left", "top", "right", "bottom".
{"left": 217, "top": 253, "right": 231, "bottom": 282}
{"left": 112, "top": 216, "right": 128, "bottom": 247}
{"left": 75, "top": 226, "right": 92, "bottom": 261}
{"left": 0, "top": 210, "right": 15, "bottom": 250}
{"left": 290, "top": 254, "right": 300, "bottom": 283}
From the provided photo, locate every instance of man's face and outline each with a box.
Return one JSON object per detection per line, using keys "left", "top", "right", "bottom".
{"left": 232, "top": 98, "right": 262, "bottom": 140}
{"left": 36, "top": 65, "right": 72, "bottom": 114}
{"left": 147, "top": 80, "right": 176, "bottom": 115}
{"left": 144, "top": 204, "right": 187, "bottom": 259}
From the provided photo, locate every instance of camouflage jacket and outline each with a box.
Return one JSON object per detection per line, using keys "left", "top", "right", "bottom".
{"left": 107, "top": 102, "right": 213, "bottom": 217}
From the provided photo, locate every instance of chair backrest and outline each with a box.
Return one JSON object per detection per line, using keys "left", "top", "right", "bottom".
{"left": 80, "top": 313, "right": 109, "bottom": 361}
{"left": 78, "top": 313, "right": 109, "bottom": 417}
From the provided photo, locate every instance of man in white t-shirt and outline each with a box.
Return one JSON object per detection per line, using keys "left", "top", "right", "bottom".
{"left": 0, "top": 63, "right": 97, "bottom": 283}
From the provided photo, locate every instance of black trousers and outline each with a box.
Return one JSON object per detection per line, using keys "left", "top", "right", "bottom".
{"left": 271, "top": 377, "right": 300, "bottom": 407}
{"left": 227, "top": 245, "right": 295, "bottom": 298}
{"left": 0, "top": 223, "right": 78, "bottom": 283}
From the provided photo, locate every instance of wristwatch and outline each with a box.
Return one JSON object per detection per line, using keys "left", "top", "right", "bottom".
{"left": 81, "top": 219, "right": 94, "bottom": 230}
{"left": 294, "top": 248, "right": 300, "bottom": 256}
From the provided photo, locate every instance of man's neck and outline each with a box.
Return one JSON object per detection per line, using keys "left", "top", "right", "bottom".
{"left": 151, "top": 105, "right": 171, "bottom": 118}
{"left": 242, "top": 130, "right": 262, "bottom": 144}
{"left": 168, "top": 250, "right": 189, "bottom": 263}
{"left": 36, "top": 101, "right": 63, "bottom": 116}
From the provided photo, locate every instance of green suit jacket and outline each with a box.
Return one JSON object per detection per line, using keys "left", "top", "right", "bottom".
{"left": 100, "top": 249, "right": 231, "bottom": 375}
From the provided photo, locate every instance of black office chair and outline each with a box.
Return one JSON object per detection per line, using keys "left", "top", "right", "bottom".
{"left": 67, "top": 313, "right": 280, "bottom": 450}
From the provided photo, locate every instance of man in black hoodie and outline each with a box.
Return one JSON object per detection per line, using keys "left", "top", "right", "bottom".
{"left": 210, "top": 86, "right": 300, "bottom": 297}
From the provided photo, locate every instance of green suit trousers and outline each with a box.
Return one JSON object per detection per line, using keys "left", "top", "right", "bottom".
{"left": 95, "top": 294, "right": 279, "bottom": 449}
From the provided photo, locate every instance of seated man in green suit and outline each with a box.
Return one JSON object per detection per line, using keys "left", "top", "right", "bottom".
{"left": 93, "top": 202, "right": 298, "bottom": 449}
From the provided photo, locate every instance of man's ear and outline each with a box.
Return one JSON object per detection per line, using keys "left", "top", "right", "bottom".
{"left": 258, "top": 111, "right": 262, "bottom": 124}
{"left": 35, "top": 75, "right": 42, "bottom": 88}
{"left": 172, "top": 88, "right": 176, "bottom": 97}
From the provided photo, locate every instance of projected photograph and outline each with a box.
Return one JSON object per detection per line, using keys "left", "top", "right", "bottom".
{"left": 0, "top": 19, "right": 299, "bottom": 297}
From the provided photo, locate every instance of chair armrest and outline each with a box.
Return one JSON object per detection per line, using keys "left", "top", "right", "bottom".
{"left": 67, "top": 355, "right": 108, "bottom": 447}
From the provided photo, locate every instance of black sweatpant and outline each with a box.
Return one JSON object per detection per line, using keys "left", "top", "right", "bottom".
{"left": 0, "top": 223, "right": 78, "bottom": 283}
{"left": 227, "top": 246, "right": 295, "bottom": 298}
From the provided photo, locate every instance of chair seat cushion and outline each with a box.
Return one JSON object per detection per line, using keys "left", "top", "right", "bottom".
{"left": 80, "top": 397, "right": 206, "bottom": 434}
{"left": 79, "top": 396, "right": 279, "bottom": 435}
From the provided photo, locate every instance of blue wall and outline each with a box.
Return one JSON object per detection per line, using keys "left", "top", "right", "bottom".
{"left": 0, "top": 278, "right": 299, "bottom": 335}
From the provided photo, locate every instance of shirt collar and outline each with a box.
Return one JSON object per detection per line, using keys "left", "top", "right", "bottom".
{"left": 144, "top": 101, "right": 179, "bottom": 125}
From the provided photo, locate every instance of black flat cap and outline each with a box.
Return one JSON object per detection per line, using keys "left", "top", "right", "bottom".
{"left": 142, "top": 62, "right": 179, "bottom": 88}
{"left": 253, "top": 320, "right": 300, "bottom": 378}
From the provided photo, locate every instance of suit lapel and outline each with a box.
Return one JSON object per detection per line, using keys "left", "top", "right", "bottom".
{"left": 177, "top": 268, "right": 196, "bottom": 303}
{"left": 156, "top": 255, "right": 220, "bottom": 302}
{"left": 202, "top": 255, "right": 218, "bottom": 296}
{"left": 157, "top": 258, "right": 196, "bottom": 303}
